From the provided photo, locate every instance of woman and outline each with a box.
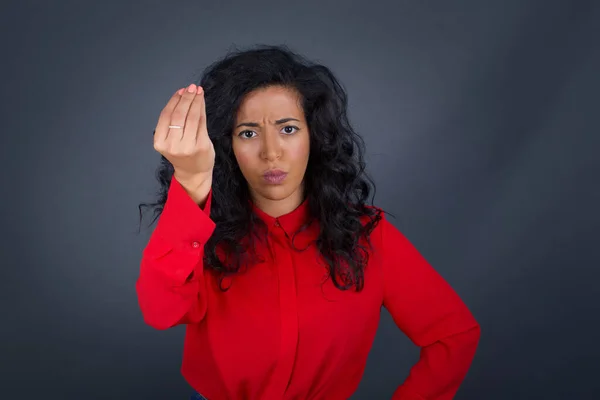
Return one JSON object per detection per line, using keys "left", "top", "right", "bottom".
{"left": 136, "top": 45, "right": 480, "bottom": 400}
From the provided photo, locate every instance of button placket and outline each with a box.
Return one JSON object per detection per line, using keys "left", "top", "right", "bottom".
{"left": 271, "top": 221, "right": 290, "bottom": 244}
{"left": 263, "top": 230, "right": 299, "bottom": 398}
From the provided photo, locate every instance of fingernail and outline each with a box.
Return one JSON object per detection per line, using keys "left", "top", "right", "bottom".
{"left": 196, "top": 86, "right": 203, "bottom": 94}
{"left": 177, "top": 88, "right": 185, "bottom": 95}
{"left": 187, "top": 84, "right": 196, "bottom": 93}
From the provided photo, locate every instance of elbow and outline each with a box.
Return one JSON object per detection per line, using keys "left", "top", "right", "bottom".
{"left": 456, "top": 322, "right": 481, "bottom": 366}
{"left": 464, "top": 323, "right": 481, "bottom": 358}
{"left": 135, "top": 270, "right": 208, "bottom": 330}
{"left": 136, "top": 282, "right": 206, "bottom": 330}
{"left": 142, "top": 300, "right": 207, "bottom": 330}
{"left": 136, "top": 294, "right": 179, "bottom": 330}
{"left": 437, "top": 318, "right": 482, "bottom": 363}
{"left": 454, "top": 310, "right": 481, "bottom": 351}
{"left": 142, "top": 313, "right": 177, "bottom": 331}
{"left": 454, "top": 317, "right": 481, "bottom": 350}
{"left": 465, "top": 319, "right": 481, "bottom": 346}
{"left": 472, "top": 322, "right": 482, "bottom": 349}
{"left": 472, "top": 322, "right": 481, "bottom": 342}
{"left": 135, "top": 279, "right": 184, "bottom": 330}
{"left": 138, "top": 300, "right": 193, "bottom": 330}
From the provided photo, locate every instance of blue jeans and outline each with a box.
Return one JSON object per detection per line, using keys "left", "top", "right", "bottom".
{"left": 190, "top": 392, "right": 208, "bottom": 400}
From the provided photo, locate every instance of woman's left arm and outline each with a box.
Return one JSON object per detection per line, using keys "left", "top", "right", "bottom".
{"left": 380, "top": 216, "right": 481, "bottom": 400}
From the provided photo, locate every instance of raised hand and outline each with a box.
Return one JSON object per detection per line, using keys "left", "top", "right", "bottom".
{"left": 153, "top": 83, "right": 214, "bottom": 205}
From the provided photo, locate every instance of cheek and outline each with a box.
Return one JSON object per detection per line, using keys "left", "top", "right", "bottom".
{"left": 290, "top": 135, "right": 310, "bottom": 164}
{"left": 233, "top": 145, "right": 255, "bottom": 173}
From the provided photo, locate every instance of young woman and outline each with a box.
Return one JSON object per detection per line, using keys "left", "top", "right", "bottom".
{"left": 136, "top": 45, "right": 480, "bottom": 400}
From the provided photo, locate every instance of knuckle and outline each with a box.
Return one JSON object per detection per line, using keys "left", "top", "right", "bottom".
{"left": 167, "top": 143, "right": 179, "bottom": 154}
{"left": 181, "top": 146, "right": 196, "bottom": 156}
{"left": 196, "top": 142, "right": 211, "bottom": 153}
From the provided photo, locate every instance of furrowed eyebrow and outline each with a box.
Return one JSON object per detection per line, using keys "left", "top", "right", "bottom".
{"left": 235, "top": 118, "right": 300, "bottom": 129}
{"left": 274, "top": 117, "right": 300, "bottom": 124}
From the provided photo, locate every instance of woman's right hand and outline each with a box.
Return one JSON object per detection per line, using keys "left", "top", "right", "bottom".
{"left": 153, "top": 83, "right": 215, "bottom": 204}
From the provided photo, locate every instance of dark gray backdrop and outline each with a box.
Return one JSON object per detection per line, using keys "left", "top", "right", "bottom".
{"left": 1, "top": 0, "right": 598, "bottom": 399}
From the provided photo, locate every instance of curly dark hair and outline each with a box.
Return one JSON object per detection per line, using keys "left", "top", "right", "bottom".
{"left": 138, "top": 44, "right": 383, "bottom": 292}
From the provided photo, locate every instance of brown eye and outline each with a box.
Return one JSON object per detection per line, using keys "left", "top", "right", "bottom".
{"left": 238, "top": 130, "right": 257, "bottom": 139}
{"left": 282, "top": 126, "right": 299, "bottom": 135}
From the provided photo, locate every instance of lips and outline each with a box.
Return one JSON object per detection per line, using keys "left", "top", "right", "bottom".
{"left": 263, "top": 169, "right": 287, "bottom": 184}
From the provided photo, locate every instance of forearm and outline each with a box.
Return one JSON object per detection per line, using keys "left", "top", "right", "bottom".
{"left": 393, "top": 324, "right": 481, "bottom": 400}
{"left": 173, "top": 172, "right": 212, "bottom": 207}
{"left": 136, "top": 175, "right": 215, "bottom": 329}
{"left": 136, "top": 254, "right": 207, "bottom": 329}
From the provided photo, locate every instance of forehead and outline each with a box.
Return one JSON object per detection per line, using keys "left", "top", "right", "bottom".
{"left": 235, "top": 86, "right": 303, "bottom": 121}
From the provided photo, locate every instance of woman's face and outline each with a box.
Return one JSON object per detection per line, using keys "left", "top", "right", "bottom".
{"left": 232, "top": 85, "right": 310, "bottom": 215}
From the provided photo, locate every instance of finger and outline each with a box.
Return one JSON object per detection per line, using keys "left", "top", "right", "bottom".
{"left": 182, "top": 86, "right": 205, "bottom": 148}
{"left": 154, "top": 89, "right": 184, "bottom": 147}
{"left": 169, "top": 84, "right": 198, "bottom": 141}
{"left": 195, "top": 86, "right": 208, "bottom": 144}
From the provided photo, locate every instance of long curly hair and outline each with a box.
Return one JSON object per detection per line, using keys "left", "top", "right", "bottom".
{"left": 138, "top": 44, "right": 383, "bottom": 291}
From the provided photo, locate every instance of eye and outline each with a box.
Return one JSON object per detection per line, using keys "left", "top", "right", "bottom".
{"left": 238, "top": 130, "right": 257, "bottom": 139}
{"left": 281, "top": 125, "right": 299, "bottom": 135}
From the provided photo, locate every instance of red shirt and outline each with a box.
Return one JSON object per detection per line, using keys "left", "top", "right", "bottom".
{"left": 136, "top": 177, "right": 480, "bottom": 400}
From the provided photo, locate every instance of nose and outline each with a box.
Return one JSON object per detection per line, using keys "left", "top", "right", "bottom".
{"left": 260, "top": 129, "right": 282, "bottom": 161}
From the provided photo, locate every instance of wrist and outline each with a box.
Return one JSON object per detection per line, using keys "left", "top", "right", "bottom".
{"left": 173, "top": 172, "right": 212, "bottom": 206}
{"left": 174, "top": 171, "right": 211, "bottom": 186}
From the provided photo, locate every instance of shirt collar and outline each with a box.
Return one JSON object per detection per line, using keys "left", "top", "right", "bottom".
{"left": 251, "top": 196, "right": 313, "bottom": 237}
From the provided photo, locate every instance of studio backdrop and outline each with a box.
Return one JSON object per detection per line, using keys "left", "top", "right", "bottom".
{"left": 1, "top": 0, "right": 598, "bottom": 399}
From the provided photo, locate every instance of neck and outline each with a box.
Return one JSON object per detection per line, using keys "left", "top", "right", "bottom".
{"left": 251, "top": 183, "right": 305, "bottom": 218}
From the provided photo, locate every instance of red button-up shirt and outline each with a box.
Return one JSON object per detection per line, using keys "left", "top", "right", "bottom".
{"left": 136, "top": 177, "right": 480, "bottom": 399}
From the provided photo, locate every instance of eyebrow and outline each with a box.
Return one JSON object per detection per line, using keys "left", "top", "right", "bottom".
{"left": 235, "top": 117, "right": 300, "bottom": 129}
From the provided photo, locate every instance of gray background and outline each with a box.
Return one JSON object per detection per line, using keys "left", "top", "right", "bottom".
{"left": 1, "top": 0, "right": 599, "bottom": 399}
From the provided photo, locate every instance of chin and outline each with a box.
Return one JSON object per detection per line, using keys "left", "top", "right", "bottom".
{"left": 256, "top": 184, "right": 294, "bottom": 201}
{"left": 251, "top": 176, "right": 303, "bottom": 199}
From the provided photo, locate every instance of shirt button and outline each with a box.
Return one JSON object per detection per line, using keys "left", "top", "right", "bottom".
{"left": 274, "top": 220, "right": 280, "bottom": 227}
{"left": 192, "top": 241, "right": 200, "bottom": 248}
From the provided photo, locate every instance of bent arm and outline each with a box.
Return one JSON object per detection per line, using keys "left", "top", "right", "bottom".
{"left": 135, "top": 176, "right": 216, "bottom": 330}
{"left": 381, "top": 217, "right": 480, "bottom": 399}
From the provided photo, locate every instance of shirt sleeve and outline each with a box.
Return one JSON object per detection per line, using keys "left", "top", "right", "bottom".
{"left": 380, "top": 216, "right": 481, "bottom": 400}
{"left": 135, "top": 176, "right": 216, "bottom": 330}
